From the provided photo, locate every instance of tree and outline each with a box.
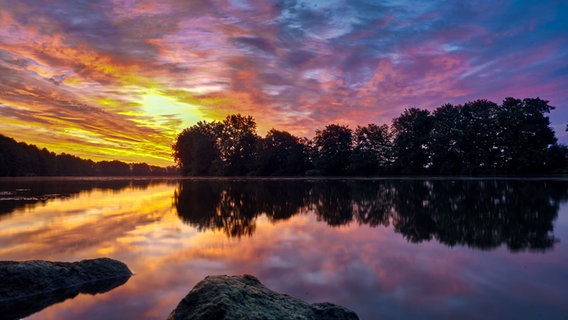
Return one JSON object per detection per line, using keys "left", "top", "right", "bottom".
{"left": 173, "top": 121, "right": 222, "bottom": 176}
{"left": 391, "top": 108, "right": 433, "bottom": 174}
{"left": 429, "top": 103, "right": 463, "bottom": 174}
{"left": 219, "top": 114, "right": 259, "bottom": 176}
{"left": 257, "top": 129, "right": 306, "bottom": 176}
{"left": 132, "top": 163, "right": 151, "bottom": 176}
{"left": 495, "top": 97, "right": 557, "bottom": 173}
{"left": 313, "top": 124, "right": 353, "bottom": 175}
{"left": 458, "top": 99, "right": 500, "bottom": 173}
{"left": 349, "top": 124, "right": 393, "bottom": 175}
{"left": 97, "top": 160, "right": 130, "bottom": 176}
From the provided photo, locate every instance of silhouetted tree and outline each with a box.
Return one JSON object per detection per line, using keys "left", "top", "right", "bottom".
{"left": 131, "top": 163, "right": 151, "bottom": 176}
{"left": 429, "top": 104, "right": 463, "bottom": 174}
{"left": 391, "top": 108, "right": 433, "bottom": 174}
{"left": 97, "top": 160, "right": 130, "bottom": 176}
{"left": 257, "top": 129, "right": 306, "bottom": 176}
{"left": 173, "top": 121, "right": 222, "bottom": 176}
{"left": 458, "top": 99, "right": 500, "bottom": 173}
{"left": 299, "top": 137, "right": 316, "bottom": 174}
{"left": 349, "top": 124, "right": 393, "bottom": 175}
{"left": 219, "top": 114, "right": 259, "bottom": 176}
{"left": 313, "top": 124, "right": 353, "bottom": 175}
{"left": 495, "top": 97, "right": 557, "bottom": 173}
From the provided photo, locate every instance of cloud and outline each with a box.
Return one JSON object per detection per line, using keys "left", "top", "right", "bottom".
{"left": 0, "top": 0, "right": 567, "bottom": 164}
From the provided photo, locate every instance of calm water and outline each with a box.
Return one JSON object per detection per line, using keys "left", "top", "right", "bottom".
{"left": 1, "top": 177, "right": 568, "bottom": 319}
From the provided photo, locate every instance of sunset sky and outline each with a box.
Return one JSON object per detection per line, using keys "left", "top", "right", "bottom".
{"left": 1, "top": 0, "right": 567, "bottom": 166}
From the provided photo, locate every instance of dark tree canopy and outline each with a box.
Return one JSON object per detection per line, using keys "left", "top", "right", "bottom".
{"left": 257, "top": 129, "right": 306, "bottom": 176}
{"left": 173, "top": 121, "right": 222, "bottom": 176}
{"left": 219, "top": 114, "right": 259, "bottom": 176}
{"left": 391, "top": 108, "right": 433, "bottom": 174}
{"left": 496, "top": 97, "right": 557, "bottom": 172}
{"left": 349, "top": 124, "right": 392, "bottom": 175}
{"left": 313, "top": 124, "right": 353, "bottom": 176}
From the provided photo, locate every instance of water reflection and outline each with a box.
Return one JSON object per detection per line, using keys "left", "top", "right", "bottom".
{"left": 175, "top": 179, "right": 568, "bottom": 251}
{"left": 0, "top": 178, "right": 176, "bottom": 218}
{"left": 174, "top": 180, "right": 308, "bottom": 238}
{"left": 1, "top": 178, "right": 567, "bottom": 319}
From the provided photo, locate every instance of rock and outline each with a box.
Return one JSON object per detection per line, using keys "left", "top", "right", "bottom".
{"left": 0, "top": 257, "right": 133, "bottom": 319}
{"left": 168, "top": 274, "right": 359, "bottom": 320}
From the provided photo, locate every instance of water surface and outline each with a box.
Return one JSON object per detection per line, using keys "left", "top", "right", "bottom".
{"left": 1, "top": 177, "right": 567, "bottom": 319}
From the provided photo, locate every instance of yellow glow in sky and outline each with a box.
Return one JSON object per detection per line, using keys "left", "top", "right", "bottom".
{"left": 138, "top": 89, "right": 206, "bottom": 129}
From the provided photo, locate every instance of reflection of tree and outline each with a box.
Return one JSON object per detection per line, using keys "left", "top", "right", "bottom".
{"left": 391, "top": 180, "right": 566, "bottom": 252}
{"left": 390, "top": 181, "right": 439, "bottom": 243}
{"left": 174, "top": 180, "right": 223, "bottom": 231}
{"left": 254, "top": 180, "right": 309, "bottom": 221}
{"left": 174, "top": 180, "right": 258, "bottom": 238}
{"left": 174, "top": 179, "right": 568, "bottom": 252}
{"left": 312, "top": 181, "right": 354, "bottom": 226}
{"left": 350, "top": 181, "right": 395, "bottom": 227}
{"left": 174, "top": 180, "right": 310, "bottom": 238}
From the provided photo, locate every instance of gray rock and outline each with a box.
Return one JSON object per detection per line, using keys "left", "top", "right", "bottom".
{"left": 0, "top": 257, "right": 133, "bottom": 319}
{"left": 168, "top": 274, "right": 359, "bottom": 320}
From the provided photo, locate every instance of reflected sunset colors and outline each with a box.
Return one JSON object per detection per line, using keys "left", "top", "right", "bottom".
{"left": 1, "top": 178, "right": 568, "bottom": 319}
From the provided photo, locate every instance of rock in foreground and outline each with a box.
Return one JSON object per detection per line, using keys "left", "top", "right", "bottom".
{"left": 168, "top": 274, "right": 359, "bottom": 320}
{"left": 0, "top": 258, "right": 133, "bottom": 319}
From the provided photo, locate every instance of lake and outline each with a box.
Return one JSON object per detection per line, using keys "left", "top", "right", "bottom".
{"left": 1, "top": 177, "right": 568, "bottom": 319}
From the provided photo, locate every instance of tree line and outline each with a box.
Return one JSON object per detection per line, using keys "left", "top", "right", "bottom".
{"left": 0, "top": 134, "right": 177, "bottom": 176}
{"left": 173, "top": 97, "right": 568, "bottom": 176}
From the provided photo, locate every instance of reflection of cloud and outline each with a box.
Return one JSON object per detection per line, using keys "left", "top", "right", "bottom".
{"left": 1, "top": 0, "right": 567, "bottom": 164}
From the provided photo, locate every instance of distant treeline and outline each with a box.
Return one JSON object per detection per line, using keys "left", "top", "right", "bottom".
{"left": 173, "top": 97, "right": 568, "bottom": 176}
{"left": 0, "top": 134, "right": 177, "bottom": 177}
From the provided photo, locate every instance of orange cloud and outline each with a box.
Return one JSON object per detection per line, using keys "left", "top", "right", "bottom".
{"left": 1, "top": 0, "right": 567, "bottom": 165}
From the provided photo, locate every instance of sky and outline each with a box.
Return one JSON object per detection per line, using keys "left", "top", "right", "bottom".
{"left": 1, "top": 0, "right": 567, "bottom": 166}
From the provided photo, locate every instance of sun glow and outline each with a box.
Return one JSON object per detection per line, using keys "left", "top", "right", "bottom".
{"left": 138, "top": 89, "right": 207, "bottom": 129}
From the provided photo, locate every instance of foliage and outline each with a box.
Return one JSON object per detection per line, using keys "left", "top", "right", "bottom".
{"left": 391, "top": 108, "right": 433, "bottom": 174}
{"left": 349, "top": 124, "right": 392, "bottom": 175}
{"left": 313, "top": 124, "right": 353, "bottom": 175}
{"left": 173, "top": 121, "right": 222, "bottom": 176}
{"left": 257, "top": 129, "right": 306, "bottom": 176}
{"left": 219, "top": 114, "right": 259, "bottom": 175}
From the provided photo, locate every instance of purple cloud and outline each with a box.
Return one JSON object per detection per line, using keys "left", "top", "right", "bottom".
{"left": 0, "top": 0, "right": 567, "bottom": 164}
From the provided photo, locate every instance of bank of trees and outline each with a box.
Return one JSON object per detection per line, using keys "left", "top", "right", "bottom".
{"left": 0, "top": 134, "right": 177, "bottom": 176}
{"left": 173, "top": 97, "right": 568, "bottom": 176}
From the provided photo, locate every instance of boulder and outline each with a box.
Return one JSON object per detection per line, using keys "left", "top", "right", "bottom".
{"left": 168, "top": 274, "right": 359, "bottom": 320}
{"left": 0, "top": 257, "right": 132, "bottom": 319}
